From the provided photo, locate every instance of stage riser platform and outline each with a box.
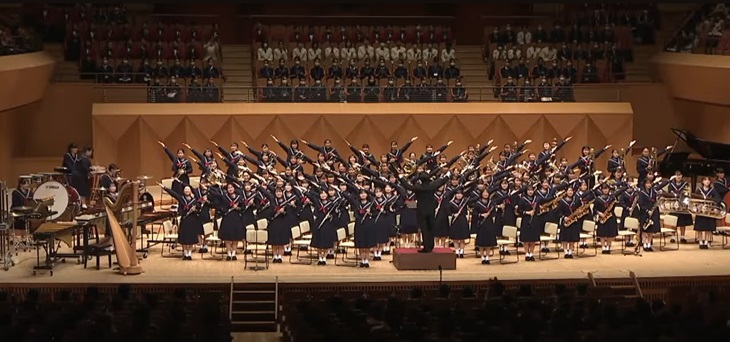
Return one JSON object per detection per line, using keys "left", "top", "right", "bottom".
{"left": 393, "top": 248, "right": 457, "bottom": 270}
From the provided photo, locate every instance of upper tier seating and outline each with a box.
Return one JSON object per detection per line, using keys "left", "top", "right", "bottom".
{"left": 665, "top": 3, "right": 730, "bottom": 55}
{"left": 484, "top": 4, "right": 657, "bottom": 89}
{"left": 251, "top": 24, "right": 461, "bottom": 102}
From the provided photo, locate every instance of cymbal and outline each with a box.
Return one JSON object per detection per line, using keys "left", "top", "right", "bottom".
{"left": 11, "top": 212, "right": 28, "bottom": 218}
{"left": 41, "top": 171, "right": 64, "bottom": 176}
{"left": 53, "top": 167, "right": 71, "bottom": 173}
{"left": 93, "top": 187, "right": 108, "bottom": 192}
{"left": 11, "top": 206, "right": 33, "bottom": 212}
{"left": 137, "top": 175, "right": 153, "bottom": 180}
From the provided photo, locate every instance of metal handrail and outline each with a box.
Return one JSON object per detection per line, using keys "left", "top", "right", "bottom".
{"left": 247, "top": 15, "right": 455, "bottom": 20}
{"left": 229, "top": 276, "right": 234, "bottom": 321}
{"left": 86, "top": 83, "right": 623, "bottom": 103}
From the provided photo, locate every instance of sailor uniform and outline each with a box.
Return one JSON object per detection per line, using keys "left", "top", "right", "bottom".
{"left": 668, "top": 181, "right": 693, "bottom": 226}
{"left": 448, "top": 197, "right": 471, "bottom": 240}
{"left": 517, "top": 195, "right": 541, "bottom": 242}
{"left": 215, "top": 192, "right": 246, "bottom": 241}
{"left": 694, "top": 187, "right": 721, "bottom": 232}
{"left": 162, "top": 187, "right": 203, "bottom": 245}
{"left": 558, "top": 196, "right": 581, "bottom": 242}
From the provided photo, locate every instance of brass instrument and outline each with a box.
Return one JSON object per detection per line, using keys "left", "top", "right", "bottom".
{"left": 564, "top": 200, "right": 595, "bottom": 226}
{"left": 403, "top": 158, "right": 416, "bottom": 174}
{"left": 104, "top": 181, "right": 144, "bottom": 275}
{"left": 647, "top": 147, "right": 658, "bottom": 172}
{"left": 657, "top": 195, "right": 727, "bottom": 219}
{"left": 206, "top": 169, "right": 226, "bottom": 186}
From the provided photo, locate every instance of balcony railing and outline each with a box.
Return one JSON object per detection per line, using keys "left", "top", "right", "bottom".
{"left": 85, "top": 80, "right": 625, "bottom": 103}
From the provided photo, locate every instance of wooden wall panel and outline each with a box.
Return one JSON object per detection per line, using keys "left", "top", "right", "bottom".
{"left": 651, "top": 52, "right": 730, "bottom": 106}
{"left": 92, "top": 103, "right": 633, "bottom": 182}
{"left": 0, "top": 51, "right": 55, "bottom": 112}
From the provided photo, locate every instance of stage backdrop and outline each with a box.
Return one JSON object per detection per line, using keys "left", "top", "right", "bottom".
{"left": 92, "top": 103, "right": 633, "bottom": 182}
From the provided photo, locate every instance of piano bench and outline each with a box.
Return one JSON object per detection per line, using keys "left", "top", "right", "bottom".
{"left": 85, "top": 247, "right": 114, "bottom": 270}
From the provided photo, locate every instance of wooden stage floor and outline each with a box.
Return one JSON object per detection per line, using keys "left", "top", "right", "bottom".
{"left": 3, "top": 241, "right": 730, "bottom": 285}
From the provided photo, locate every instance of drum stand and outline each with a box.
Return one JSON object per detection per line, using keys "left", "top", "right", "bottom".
{"left": 1, "top": 223, "right": 16, "bottom": 271}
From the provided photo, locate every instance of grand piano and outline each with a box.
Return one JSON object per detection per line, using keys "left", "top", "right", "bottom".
{"left": 659, "top": 129, "right": 730, "bottom": 186}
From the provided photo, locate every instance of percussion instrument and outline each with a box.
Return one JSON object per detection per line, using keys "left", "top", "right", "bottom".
{"left": 54, "top": 166, "right": 71, "bottom": 174}
{"left": 33, "top": 181, "right": 80, "bottom": 221}
{"left": 40, "top": 172, "right": 67, "bottom": 184}
{"left": 31, "top": 174, "right": 45, "bottom": 187}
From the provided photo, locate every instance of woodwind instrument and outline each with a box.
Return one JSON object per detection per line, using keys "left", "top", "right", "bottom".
{"left": 104, "top": 181, "right": 144, "bottom": 275}
{"left": 564, "top": 199, "right": 595, "bottom": 226}
{"left": 539, "top": 190, "right": 566, "bottom": 213}
{"left": 598, "top": 199, "right": 617, "bottom": 224}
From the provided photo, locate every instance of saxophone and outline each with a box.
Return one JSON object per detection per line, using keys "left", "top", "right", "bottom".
{"left": 538, "top": 190, "right": 566, "bottom": 213}
{"left": 598, "top": 199, "right": 617, "bottom": 224}
{"left": 564, "top": 199, "right": 595, "bottom": 226}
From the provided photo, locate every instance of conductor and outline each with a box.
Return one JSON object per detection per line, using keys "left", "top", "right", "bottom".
{"left": 398, "top": 165, "right": 483, "bottom": 253}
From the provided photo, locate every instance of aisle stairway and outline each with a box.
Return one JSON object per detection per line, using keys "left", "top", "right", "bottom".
{"left": 221, "top": 44, "right": 255, "bottom": 102}
{"left": 457, "top": 45, "right": 495, "bottom": 102}
{"left": 624, "top": 45, "right": 655, "bottom": 82}
{"left": 43, "top": 43, "right": 86, "bottom": 82}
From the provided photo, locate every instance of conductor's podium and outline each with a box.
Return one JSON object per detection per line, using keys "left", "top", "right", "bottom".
{"left": 392, "top": 247, "right": 457, "bottom": 271}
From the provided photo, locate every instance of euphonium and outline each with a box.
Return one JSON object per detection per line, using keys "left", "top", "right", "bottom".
{"left": 683, "top": 196, "right": 727, "bottom": 219}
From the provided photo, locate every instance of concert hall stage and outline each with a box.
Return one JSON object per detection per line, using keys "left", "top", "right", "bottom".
{"left": 4, "top": 237, "right": 730, "bottom": 286}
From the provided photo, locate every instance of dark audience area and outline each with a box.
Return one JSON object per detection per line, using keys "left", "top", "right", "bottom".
{"left": 666, "top": 3, "right": 730, "bottom": 55}
{"left": 281, "top": 280, "right": 730, "bottom": 342}
{"left": 22, "top": 3, "right": 224, "bottom": 103}
{"left": 253, "top": 24, "right": 467, "bottom": 102}
{"left": 0, "top": 286, "right": 232, "bottom": 342}
{"left": 0, "top": 14, "right": 43, "bottom": 56}
{"left": 486, "top": 3, "right": 658, "bottom": 96}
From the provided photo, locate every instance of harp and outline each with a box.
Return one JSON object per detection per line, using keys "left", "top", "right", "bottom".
{"left": 104, "top": 180, "right": 144, "bottom": 275}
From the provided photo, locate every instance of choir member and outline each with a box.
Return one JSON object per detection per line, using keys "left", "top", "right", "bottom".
{"left": 271, "top": 135, "right": 304, "bottom": 160}
{"left": 340, "top": 185, "right": 377, "bottom": 267}
{"left": 210, "top": 183, "right": 245, "bottom": 260}
{"left": 159, "top": 182, "right": 203, "bottom": 260}
{"left": 637, "top": 176, "right": 672, "bottom": 251}
{"left": 211, "top": 141, "right": 244, "bottom": 177}
{"left": 558, "top": 186, "right": 592, "bottom": 258}
{"left": 448, "top": 188, "right": 473, "bottom": 258}
{"left": 302, "top": 186, "right": 338, "bottom": 265}
{"left": 517, "top": 184, "right": 541, "bottom": 261}
{"left": 259, "top": 185, "right": 297, "bottom": 263}
{"left": 695, "top": 176, "right": 722, "bottom": 249}
{"left": 668, "top": 170, "right": 693, "bottom": 243}
{"left": 193, "top": 178, "right": 214, "bottom": 253}
{"left": 387, "top": 137, "right": 417, "bottom": 165}
{"left": 159, "top": 141, "right": 193, "bottom": 195}
{"left": 594, "top": 183, "right": 628, "bottom": 254}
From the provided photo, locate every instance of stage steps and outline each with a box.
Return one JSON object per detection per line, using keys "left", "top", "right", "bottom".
{"left": 221, "top": 44, "right": 254, "bottom": 102}
{"left": 43, "top": 43, "right": 88, "bottom": 83}
{"left": 230, "top": 282, "right": 278, "bottom": 333}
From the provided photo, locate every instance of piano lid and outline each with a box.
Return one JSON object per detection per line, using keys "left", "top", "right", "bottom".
{"left": 670, "top": 129, "right": 730, "bottom": 161}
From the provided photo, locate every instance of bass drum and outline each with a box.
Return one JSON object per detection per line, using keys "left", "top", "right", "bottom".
{"left": 33, "top": 181, "right": 80, "bottom": 221}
